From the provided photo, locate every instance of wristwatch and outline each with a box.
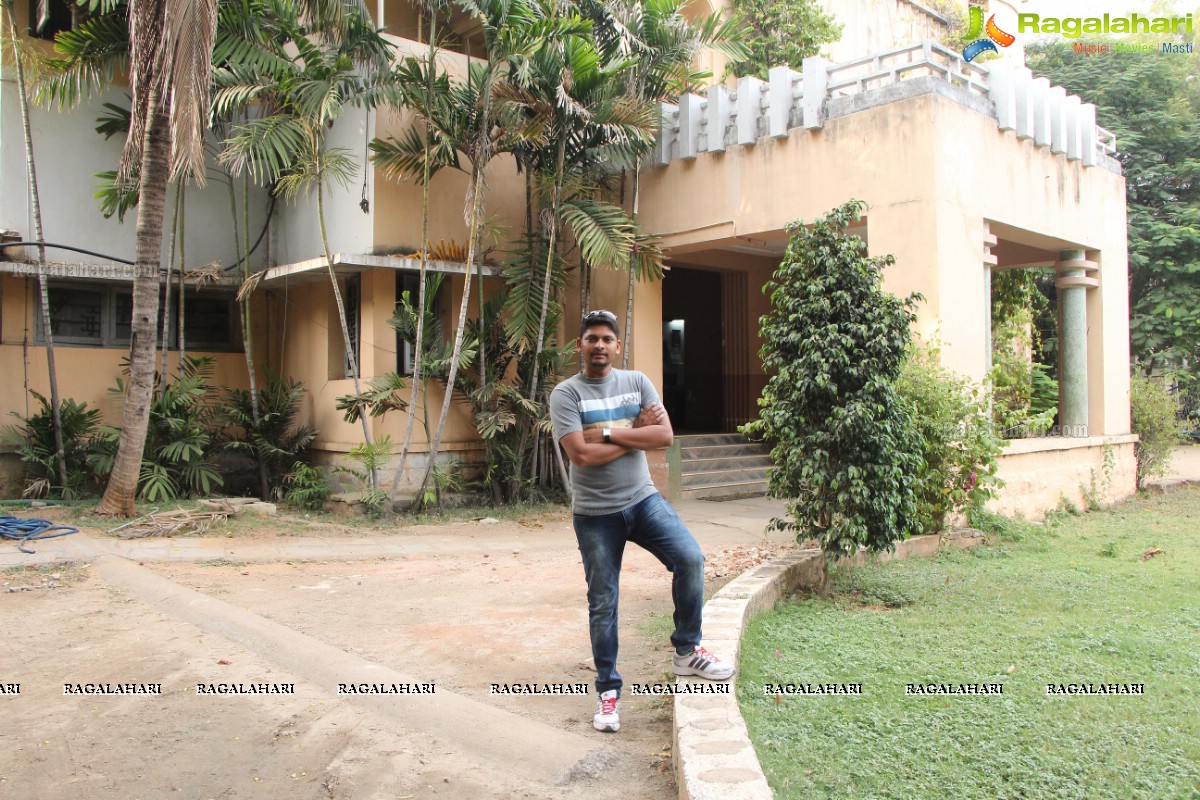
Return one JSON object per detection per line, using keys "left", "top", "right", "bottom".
{"left": 602, "top": 428, "right": 612, "bottom": 444}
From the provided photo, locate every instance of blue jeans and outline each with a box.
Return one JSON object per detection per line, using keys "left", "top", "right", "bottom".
{"left": 573, "top": 492, "right": 705, "bottom": 696}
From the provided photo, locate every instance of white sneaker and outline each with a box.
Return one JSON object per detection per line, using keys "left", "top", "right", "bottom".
{"left": 593, "top": 689, "right": 619, "bottom": 732}
{"left": 672, "top": 646, "right": 735, "bottom": 680}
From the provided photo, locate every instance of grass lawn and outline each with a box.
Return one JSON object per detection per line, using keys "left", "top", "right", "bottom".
{"left": 738, "top": 487, "right": 1200, "bottom": 800}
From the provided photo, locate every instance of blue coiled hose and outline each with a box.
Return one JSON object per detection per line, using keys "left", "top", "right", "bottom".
{"left": 0, "top": 516, "right": 79, "bottom": 554}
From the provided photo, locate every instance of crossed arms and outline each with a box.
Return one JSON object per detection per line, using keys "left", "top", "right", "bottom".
{"left": 558, "top": 403, "right": 673, "bottom": 468}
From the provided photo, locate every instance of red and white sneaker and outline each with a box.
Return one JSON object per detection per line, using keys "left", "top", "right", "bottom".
{"left": 593, "top": 689, "right": 619, "bottom": 732}
{"left": 672, "top": 646, "right": 735, "bottom": 680}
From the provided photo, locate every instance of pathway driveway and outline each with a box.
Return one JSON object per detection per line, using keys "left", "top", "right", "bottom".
{"left": 1, "top": 496, "right": 792, "bottom": 800}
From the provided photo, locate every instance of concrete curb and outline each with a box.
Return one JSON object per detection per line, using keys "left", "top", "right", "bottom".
{"left": 673, "top": 532, "right": 974, "bottom": 800}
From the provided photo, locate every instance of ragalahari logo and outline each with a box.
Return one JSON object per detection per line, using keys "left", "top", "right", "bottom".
{"left": 963, "top": 5, "right": 1016, "bottom": 62}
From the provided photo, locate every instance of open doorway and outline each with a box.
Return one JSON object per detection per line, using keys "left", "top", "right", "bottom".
{"left": 662, "top": 266, "right": 724, "bottom": 432}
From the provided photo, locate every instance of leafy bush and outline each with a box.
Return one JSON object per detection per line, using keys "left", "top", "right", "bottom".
{"left": 1130, "top": 373, "right": 1185, "bottom": 487}
{"left": 284, "top": 461, "right": 331, "bottom": 510}
{"left": 897, "top": 349, "right": 1003, "bottom": 534}
{"left": 990, "top": 269, "right": 1059, "bottom": 438}
{"left": 92, "top": 356, "right": 224, "bottom": 501}
{"left": 333, "top": 436, "right": 394, "bottom": 515}
{"left": 742, "top": 200, "right": 923, "bottom": 556}
{"left": 221, "top": 373, "right": 317, "bottom": 498}
{"left": 7, "top": 392, "right": 102, "bottom": 499}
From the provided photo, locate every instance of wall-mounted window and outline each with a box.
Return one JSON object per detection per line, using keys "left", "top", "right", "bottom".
{"left": 36, "top": 281, "right": 241, "bottom": 351}
{"left": 343, "top": 275, "right": 361, "bottom": 379}
{"left": 394, "top": 271, "right": 447, "bottom": 377}
{"left": 28, "top": 0, "right": 81, "bottom": 40}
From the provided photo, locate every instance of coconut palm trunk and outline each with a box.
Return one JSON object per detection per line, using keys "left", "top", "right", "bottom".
{"left": 240, "top": 176, "right": 269, "bottom": 498}
{"left": 413, "top": 158, "right": 487, "bottom": 507}
{"left": 388, "top": 11, "right": 437, "bottom": 507}
{"left": 160, "top": 181, "right": 182, "bottom": 394}
{"left": 4, "top": 14, "right": 67, "bottom": 490}
{"left": 315, "top": 166, "right": 375, "bottom": 483}
{"left": 526, "top": 136, "right": 567, "bottom": 403}
{"left": 622, "top": 166, "right": 639, "bottom": 368}
{"left": 96, "top": 100, "right": 171, "bottom": 516}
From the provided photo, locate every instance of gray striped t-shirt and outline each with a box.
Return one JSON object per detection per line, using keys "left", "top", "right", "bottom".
{"left": 549, "top": 369, "right": 660, "bottom": 516}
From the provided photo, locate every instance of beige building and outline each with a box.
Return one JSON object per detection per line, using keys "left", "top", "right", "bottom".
{"left": 1, "top": 0, "right": 1136, "bottom": 515}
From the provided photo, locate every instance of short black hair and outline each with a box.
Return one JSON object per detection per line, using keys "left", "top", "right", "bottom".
{"left": 579, "top": 309, "right": 620, "bottom": 338}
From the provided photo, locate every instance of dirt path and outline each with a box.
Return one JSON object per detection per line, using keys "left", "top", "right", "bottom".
{"left": 1, "top": 499, "right": 792, "bottom": 799}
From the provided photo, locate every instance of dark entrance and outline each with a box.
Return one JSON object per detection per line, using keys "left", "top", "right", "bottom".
{"left": 661, "top": 266, "right": 724, "bottom": 433}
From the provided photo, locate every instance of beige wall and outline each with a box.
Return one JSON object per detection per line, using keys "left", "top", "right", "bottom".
{"left": 635, "top": 90, "right": 1131, "bottom": 435}
{"left": 991, "top": 435, "right": 1138, "bottom": 518}
{"left": 264, "top": 269, "right": 496, "bottom": 459}
{"left": 817, "top": 0, "right": 951, "bottom": 63}
{"left": 1, "top": 275, "right": 254, "bottom": 428}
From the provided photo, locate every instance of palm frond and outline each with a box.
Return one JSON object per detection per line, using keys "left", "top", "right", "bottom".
{"left": 219, "top": 114, "right": 311, "bottom": 183}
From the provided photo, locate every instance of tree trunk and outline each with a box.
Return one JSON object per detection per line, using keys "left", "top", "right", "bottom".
{"left": 240, "top": 176, "right": 269, "bottom": 499}
{"left": 160, "top": 181, "right": 183, "bottom": 395}
{"left": 6, "top": 19, "right": 67, "bottom": 491}
{"left": 413, "top": 159, "right": 486, "bottom": 507}
{"left": 526, "top": 137, "right": 566, "bottom": 403}
{"left": 316, "top": 166, "right": 375, "bottom": 481}
{"left": 177, "top": 188, "right": 187, "bottom": 362}
{"left": 388, "top": 12, "right": 437, "bottom": 508}
{"left": 95, "top": 98, "right": 170, "bottom": 517}
{"left": 623, "top": 166, "right": 640, "bottom": 369}
{"left": 516, "top": 137, "right": 566, "bottom": 489}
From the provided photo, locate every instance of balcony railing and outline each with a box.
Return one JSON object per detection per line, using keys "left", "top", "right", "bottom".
{"left": 651, "top": 40, "right": 1117, "bottom": 169}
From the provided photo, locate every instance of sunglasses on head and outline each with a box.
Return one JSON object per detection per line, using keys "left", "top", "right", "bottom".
{"left": 582, "top": 310, "right": 617, "bottom": 323}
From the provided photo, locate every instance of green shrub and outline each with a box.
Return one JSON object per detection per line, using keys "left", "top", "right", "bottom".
{"left": 896, "top": 349, "right": 1003, "bottom": 534}
{"left": 221, "top": 372, "right": 317, "bottom": 498}
{"left": 333, "top": 436, "right": 393, "bottom": 515}
{"left": 284, "top": 461, "right": 331, "bottom": 510}
{"left": 1130, "top": 373, "right": 1185, "bottom": 487}
{"left": 92, "top": 356, "right": 224, "bottom": 501}
{"left": 7, "top": 392, "right": 102, "bottom": 499}
{"left": 742, "top": 200, "right": 923, "bottom": 556}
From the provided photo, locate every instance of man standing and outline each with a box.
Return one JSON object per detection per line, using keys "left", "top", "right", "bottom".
{"left": 549, "top": 310, "right": 734, "bottom": 733}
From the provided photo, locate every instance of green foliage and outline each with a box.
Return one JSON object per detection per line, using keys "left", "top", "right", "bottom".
{"left": 92, "top": 356, "right": 224, "bottom": 502}
{"left": 1129, "top": 373, "right": 1185, "bottom": 487}
{"left": 457, "top": 288, "right": 574, "bottom": 503}
{"left": 7, "top": 392, "right": 103, "bottom": 499}
{"left": 283, "top": 461, "right": 331, "bottom": 510}
{"left": 742, "top": 200, "right": 923, "bottom": 556}
{"left": 966, "top": 506, "right": 1033, "bottom": 542}
{"left": 1028, "top": 41, "right": 1200, "bottom": 384}
{"left": 335, "top": 373, "right": 409, "bottom": 424}
{"left": 990, "top": 269, "right": 1059, "bottom": 438}
{"left": 220, "top": 372, "right": 317, "bottom": 497}
{"left": 897, "top": 348, "right": 1003, "bottom": 534}
{"left": 424, "top": 459, "right": 465, "bottom": 509}
{"left": 334, "top": 436, "right": 394, "bottom": 514}
{"left": 729, "top": 0, "right": 841, "bottom": 80}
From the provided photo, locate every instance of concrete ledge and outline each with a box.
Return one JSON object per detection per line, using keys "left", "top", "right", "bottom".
{"left": 674, "top": 532, "right": 973, "bottom": 800}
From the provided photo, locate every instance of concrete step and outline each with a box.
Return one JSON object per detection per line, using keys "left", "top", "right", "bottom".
{"left": 682, "top": 466, "right": 770, "bottom": 489}
{"left": 679, "top": 443, "right": 771, "bottom": 460}
{"left": 675, "top": 433, "right": 760, "bottom": 449}
{"left": 681, "top": 454, "right": 773, "bottom": 474}
{"left": 681, "top": 479, "right": 769, "bottom": 500}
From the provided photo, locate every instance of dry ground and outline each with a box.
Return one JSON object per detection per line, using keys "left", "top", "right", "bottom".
{"left": 1, "top": 505, "right": 792, "bottom": 800}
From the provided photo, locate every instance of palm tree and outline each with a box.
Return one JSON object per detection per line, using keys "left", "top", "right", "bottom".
{"left": 579, "top": 0, "right": 748, "bottom": 366}
{"left": 88, "top": 0, "right": 218, "bottom": 516}
{"left": 2, "top": 2, "right": 68, "bottom": 492}
{"left": 369, "top": 1, "right": 447, "bottom": 507}
{"left": 217, "top": 3, "right": 397, "bottom": 478}
{"left": 373, "top": 0, "right": 580, "bottom": 508}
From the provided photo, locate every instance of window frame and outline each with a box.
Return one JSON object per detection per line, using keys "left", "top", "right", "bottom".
{"left": 34, "top": 280, "right": 243, "bottom": 352}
